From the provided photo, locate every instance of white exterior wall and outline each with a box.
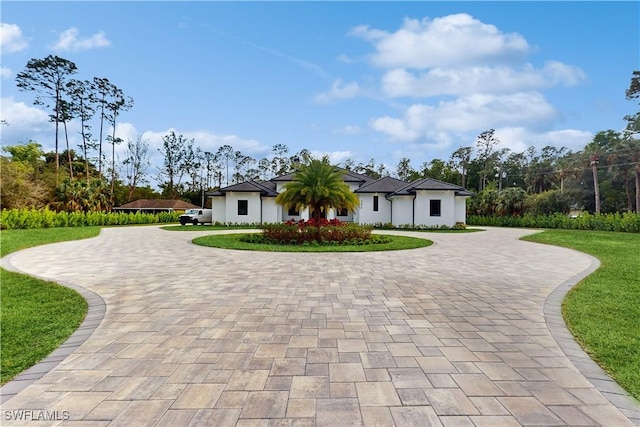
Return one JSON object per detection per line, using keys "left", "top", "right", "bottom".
{"left": 211, "top": 197, "right": 226, "bottom": 223}
{"left": 225, "top": 192, "right": 262, "bottom": 224}
{"left": 335, "top": 182, "right": 361, "bottom": 223}
{"left": 282, "top": 207, "right": 309, "bottom": 222}
{"left": 454, "top": 197, "right": 467, "bottom": 224}
{"left": 261, "top": 198, "right": 280, "bottom": 224}
{"left": 390, "top": 196, "right": 414, "bottom": 227}
{"left": 358, "top": 194, "right": 392, "bottom": 225}
{"left": 414, "top": 190, "right": 455, "bottom": 227}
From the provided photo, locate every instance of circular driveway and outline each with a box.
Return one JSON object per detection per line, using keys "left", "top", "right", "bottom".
{"left": 1, "top": 226, "right": 638, "bottom": 426}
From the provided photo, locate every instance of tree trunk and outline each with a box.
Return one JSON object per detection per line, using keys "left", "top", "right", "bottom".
{"left": 635, "top": 165, "right": 640, "bottom": 213}
{"left": 98, "top": 99, "right": 105, "bottom": 176}
{"left": 591, "top": 155, "right": 600, "bottom": 214}
{"left": 80, "top": 108, "right": 90, "bottom": 181}
{"left": 110, "top": 113, "right": 119, "bottom": 202}
{"left": 63, "top": 120, "right": 73, "bottom": 179}
{"left": 55, "top": 118, "right": 60, "bottom": 185}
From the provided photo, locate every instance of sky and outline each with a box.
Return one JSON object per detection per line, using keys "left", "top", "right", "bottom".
{"left": 1, "top": 1, "right": 638, "bottom": 187}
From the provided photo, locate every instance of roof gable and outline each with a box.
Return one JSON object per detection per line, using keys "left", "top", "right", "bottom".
{"left": 389, "top": 178, "right": 467, "bottom": 196}
{"left": 355, "top": 176, "right": 407, "bottom": 194}
{"left": 270, "top": 168, "right": 374, "bottom": 185}
{"left": 207, "top": 181, "right": 279, "bottom": 197}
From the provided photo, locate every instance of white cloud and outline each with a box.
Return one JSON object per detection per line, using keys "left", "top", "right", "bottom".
{"left": 542, "top": 61, "right": 587, "bottom": 86}
{"left": 51, "top": 27, "right": 111, "bottom": 52}
{"left": 111, "top": 125, "right": 269, "bottom": 166}
{"left": 309, "top": 150, "right": 353, "bottom": 164}
{"left": 370, "top": 92, "right": 558, "bottom": 141}
{"left": 381, "top": 62, "right": 587, "bottom": 98}
{"left": 0, "top": 23, "right": 28, "bottom": 53}
{"left": 1, "top": 67, "right": 12, "bottom": 79}
{"left": 495, "top": 127, "right": 592, "bottom": 153}
{"left": 315, "top": 79, "right": 361, "bottom": 104}
{"left": 0, "top": 97, "right": 51, "bottom": 140}
{"left": 369, "top": 116, "right": 421, "bottom": 142}
{"left": 352, "top": 14, "right": 529, "bottom": 69}
{"left": 332, "top": 125, "right": 362, "bottom": 135}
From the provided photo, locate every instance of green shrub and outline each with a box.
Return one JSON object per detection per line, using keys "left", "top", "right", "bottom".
{"left": 0, "top": 208, "right": 180, "bottom": 230}
{"left": 524, "top": 190, "right": 571, "bottom": 215}
{"left": 467, "top": 212, "right": 640, "bottom": 232}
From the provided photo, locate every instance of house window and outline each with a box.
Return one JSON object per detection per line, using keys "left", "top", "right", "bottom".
{"left": 373, "top": 196, "right": 379, "bottom": 212}
{"left": 238, "top": 200, "right": 248, "bottom": 216}
{"left": 430, "top": 200, "right": 441, "bottom": 217}
{"left": 337, "top": 207, "right": 348, "bottom": 217}
{"left": 288, "top": 206, "right": 299, "bottom": 216}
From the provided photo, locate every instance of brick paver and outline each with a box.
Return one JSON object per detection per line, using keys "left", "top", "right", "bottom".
{"left": 1, "top": 226, "right": 639, "bottom": 426}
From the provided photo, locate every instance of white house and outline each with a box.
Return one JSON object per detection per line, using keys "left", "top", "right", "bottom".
{"left": 207, "top": 170, "right": 472, "bottom": 227}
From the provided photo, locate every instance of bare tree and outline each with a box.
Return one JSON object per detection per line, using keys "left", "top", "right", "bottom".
{"left": 122, "top": 134, "right": 151, "bottom": 201}
{"left": 16, "top": 55, "right": 78, "bottom": 183}
{"left": 216, "top": 145, "right": 234, "bottom": 186}
{"left": 476, "top": 129, "right": 500, "bottom": 191}
{"left": 450, "top": 146, "right": 473, "bottom": 188}
{"left": 105, "top": 89, "right": 133, "bottom": 198}
{"left": 67, "top": 79, "right": 97, "bottom": 180}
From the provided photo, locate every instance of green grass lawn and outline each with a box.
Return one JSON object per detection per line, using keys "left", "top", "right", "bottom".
{"left": 522, "top": 230, "right": 640, "bottom": 400}
{"left": 0, "top": 226, "right": 102, "bottom": 257}
{"left": 193, "top": 232, "right": 433, "bottom": 252}
{"left": 0, "top": 227, "right": 100, "bottom": 384}
{"left": 161, "top": 224, "right": 482, "bottom": 233}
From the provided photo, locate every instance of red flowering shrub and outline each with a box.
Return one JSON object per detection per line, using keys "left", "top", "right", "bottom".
{"left": 254, "top": 219, "right": 379, "bottom": 245}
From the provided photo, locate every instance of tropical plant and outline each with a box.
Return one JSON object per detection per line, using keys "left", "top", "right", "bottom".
{"left": 275, "top": 158, "right": 360, "bottom": 231}
{"left": 55, "top": 178, "right": 111, "bottom": 212}
{"left": 495, "top": 187, "right": 526, "bottom": 216}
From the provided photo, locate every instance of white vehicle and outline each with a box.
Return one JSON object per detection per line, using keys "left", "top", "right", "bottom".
{"left": 179, "top": 208, "right": 212, "bottom": 225}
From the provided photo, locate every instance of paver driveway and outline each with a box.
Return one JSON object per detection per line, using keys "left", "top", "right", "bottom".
{"left": 1, "top": 226, "right": 638, "bottom": 426}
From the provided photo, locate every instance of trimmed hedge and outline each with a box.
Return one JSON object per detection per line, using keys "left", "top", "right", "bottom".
{"left": 467, "top": 212, "right": 640, "bottom": 233}
{"left": 0, "top": 208, "right": 180, "bottom": 230}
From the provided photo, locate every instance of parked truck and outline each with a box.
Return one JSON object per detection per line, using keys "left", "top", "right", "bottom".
{"left": 179, "top": 208, "right": 213, "bottom": 225}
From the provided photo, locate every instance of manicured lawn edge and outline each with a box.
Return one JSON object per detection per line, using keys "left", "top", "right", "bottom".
{"left": 192, "top": 232, "right": 433, "bottom": 252}
{"left": 0, "top": 227, "right": 103, "bottom": 387}
{"left": 161, "top": 224, "right": 482, "bottom": 233}
{"left": 161, "top": 224, "right": 259, "bottom": 231}
{"left": 522, "top": 229, "right": 640, "bottom": 401}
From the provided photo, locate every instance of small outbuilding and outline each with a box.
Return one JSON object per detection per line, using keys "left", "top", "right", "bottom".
{"left": 114, "top": 199, "right": 201, "bottom": 214}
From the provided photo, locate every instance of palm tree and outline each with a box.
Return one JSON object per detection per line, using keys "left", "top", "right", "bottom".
{"left": 495, "top": 187, "right": 526, "bottom": 216}
{"left": 275, "top": 158, "right": 360, "bottom": 222}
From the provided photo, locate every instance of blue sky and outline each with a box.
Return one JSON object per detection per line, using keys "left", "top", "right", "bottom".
{"left": 1, "top": 1, "right": 638, "bottom": 185}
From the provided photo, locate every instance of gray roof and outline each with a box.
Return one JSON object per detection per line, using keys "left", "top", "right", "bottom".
{"left": 389, "top": 178, "right": 472, "bottom": 197}
{"left": 206, "top": 174, "right": 473, "bottom": 198}
{"left": 206, "top": 181, "right": 279, "bottom": 197}
{"left": 354, "top": 176, "right": 407, "bottom": 194}
{"left": 271, "top": 168, "right": 374, "bottom": 184}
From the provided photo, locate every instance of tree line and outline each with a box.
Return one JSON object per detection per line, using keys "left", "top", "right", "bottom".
{"left": 1, "top": 54, "right": 638, "bottom": 216}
